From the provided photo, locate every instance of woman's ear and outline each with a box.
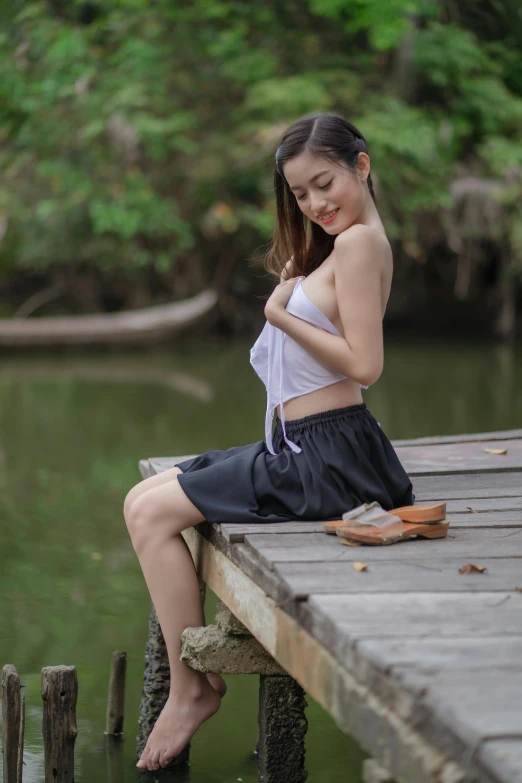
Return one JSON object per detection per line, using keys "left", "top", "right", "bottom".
{"left": 357, "top": 152, "right": 371, "bottom": 181}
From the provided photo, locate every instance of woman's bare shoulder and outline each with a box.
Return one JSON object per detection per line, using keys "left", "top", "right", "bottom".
{"left": 334, "top": 225, "right": 391, "bottom": 271}
{"left": 334, "top": 223, "right": 389, "bottom": 250}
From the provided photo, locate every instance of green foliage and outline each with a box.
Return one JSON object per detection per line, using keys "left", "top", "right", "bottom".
{"left": 0, "top": 0, "right": 521, "bottom": 301}
{"left": 309, "top": 0, "right": 439, "bottom": 50}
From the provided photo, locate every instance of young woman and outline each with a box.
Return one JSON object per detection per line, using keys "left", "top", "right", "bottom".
{"left": 124, "top": 112, "right": 414, "bottom": 771}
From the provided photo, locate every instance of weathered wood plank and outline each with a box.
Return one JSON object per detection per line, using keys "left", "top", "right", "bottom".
{"left": 393, "top": 430, "right": 522, "bottom": 446}
{"left": 417, "top": 489, "right": 522, "bottom": 504}
{"left": 412, "top": 471, "right": 522, "bottom": 500}
{"left": 220, "top": 522, "right": 326, "bottom": 542}
{"left": 243, "top": 528, "right": 522, "bottom": 568}
{"left": 304, "top": 593, "right": 522, "bottom": 645}
{"left": 356, "top": 637, "right": 522, "bottom": 675}
{"left": 395, "top": 439, "right": 522, "bottom": 475}
{"left": 442, "top": 497, "right": 522, "bottom": 513}
{"left": 274, "top": 557, "right": 522, "bottom": 598}
{"left": 478, "top": 739, "right": 522, "bottom": 783}
{"left": 401, "top": 670, "right": 522, "bottom": 746}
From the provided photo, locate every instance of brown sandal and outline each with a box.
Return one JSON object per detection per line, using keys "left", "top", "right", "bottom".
{"left": 391, "top": 502, "right": 446, "bottom": 524}
{"left": 323, "top": 501, "right": 446, "bottom": 535}
{"left": 336, "top": 519, "right": 450, "bottom": 546}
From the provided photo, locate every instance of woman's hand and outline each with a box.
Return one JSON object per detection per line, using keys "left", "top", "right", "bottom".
{"left": 264, "top": 276, "right": 305, "bottom": 325}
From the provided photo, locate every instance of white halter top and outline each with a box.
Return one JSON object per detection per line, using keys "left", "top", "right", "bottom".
{"left": 250, "top": 278, "right": 368, "bottom": 455}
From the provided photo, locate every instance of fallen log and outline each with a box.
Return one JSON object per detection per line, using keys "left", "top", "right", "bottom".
{"left": 0, "top": 289, "right": 218, "bottom": 347}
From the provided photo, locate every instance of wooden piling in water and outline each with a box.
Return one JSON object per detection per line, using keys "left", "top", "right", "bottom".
{"left": 105, "top": 651, "right": 127, "bottom": 735}
{"left": 2, "top": 664, "right": 25, "bottom": 783}
{"left": 41, "top": 666, "right": 78, "bottom": 783}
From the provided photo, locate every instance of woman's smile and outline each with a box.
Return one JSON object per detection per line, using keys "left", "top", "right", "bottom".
{"left": 317, "top": 208, "right": 339, "bottom": 224}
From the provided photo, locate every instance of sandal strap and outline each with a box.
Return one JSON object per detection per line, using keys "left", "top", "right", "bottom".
{"left": 342, "top": 502, "right": 403, "bottom": 529}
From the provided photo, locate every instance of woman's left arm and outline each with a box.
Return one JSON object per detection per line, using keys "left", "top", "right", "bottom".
{"left": 266, "top": 226, "right": 384, "bottom": 387}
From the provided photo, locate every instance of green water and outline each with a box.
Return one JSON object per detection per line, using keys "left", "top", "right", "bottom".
{"left": 1, "top": 335, "right": 521, "bottom": 782}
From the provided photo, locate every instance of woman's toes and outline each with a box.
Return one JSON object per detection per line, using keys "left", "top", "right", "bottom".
{"left": 160, "top": 752, "right": 173, "bottom": 768}
{"left": 148, "top": 749, "right": 161, "bottom": 771}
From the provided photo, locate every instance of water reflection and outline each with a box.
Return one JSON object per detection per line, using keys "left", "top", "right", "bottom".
{"left": 0, "top": 357, "right": 214, "bottom": 403}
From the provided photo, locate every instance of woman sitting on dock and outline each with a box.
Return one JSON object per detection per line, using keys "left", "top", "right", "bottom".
{"left": 123, "top": 112, "right": 414, "bottom": 772}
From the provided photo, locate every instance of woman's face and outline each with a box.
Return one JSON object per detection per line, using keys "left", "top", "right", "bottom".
{"left": 282, "top": 149, "right": 370, "bottom": 234}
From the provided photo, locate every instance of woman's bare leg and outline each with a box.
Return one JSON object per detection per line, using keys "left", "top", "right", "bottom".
{"left": 124, "top": 465, "right": 185, "bottom": 519}
{"left": 124, "top": 469, "right": 227, "bottom": 698}
{"left": 124, "top": 479, "right": 222, "bottom": 771}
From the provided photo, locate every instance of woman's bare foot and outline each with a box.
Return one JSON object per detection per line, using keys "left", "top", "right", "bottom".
{"left": 136, "top": 681, "right": 221, "bottom": 771}
{"left": 206, "top": 672, "right": 227, "bottom": 697}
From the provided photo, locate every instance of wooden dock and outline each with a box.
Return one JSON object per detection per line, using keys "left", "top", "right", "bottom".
{"left": 140, "top": 429, "right": 522, "bottom": 783}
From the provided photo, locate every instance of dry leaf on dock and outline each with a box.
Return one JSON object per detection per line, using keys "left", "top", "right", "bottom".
{"left": 483, "top": 448, "right": 507, "bottom": 455}
{"left": 353, "top": 562, "right": 368, "bottom": 572}
{"left": 458, "top": 563, "right": 487, "bottom": 574}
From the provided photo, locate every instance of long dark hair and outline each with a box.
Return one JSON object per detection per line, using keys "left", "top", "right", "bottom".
{"left": 265, "top": 112, "right": 376, "bottom": 280}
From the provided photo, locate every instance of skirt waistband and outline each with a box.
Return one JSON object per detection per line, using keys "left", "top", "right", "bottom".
{"left": 275, "top": 403, "right": 369, "bottom": 433}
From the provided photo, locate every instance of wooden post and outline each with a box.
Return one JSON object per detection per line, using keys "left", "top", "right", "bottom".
{"left": 105, "top": 652, "right": 126, "bottom": 735}
{"left": 41, "top": 666, "right": 78, "bottom": 783}
{"left": 2, "top": 664, "right": 25, "bottom": 783}
{"left": 18, "top": 684, "right": 25, "bottom": 783}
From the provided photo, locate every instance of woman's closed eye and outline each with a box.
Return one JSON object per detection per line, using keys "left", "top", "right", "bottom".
{"left": 296, "top": 181, "right": 332, "bottom": 201}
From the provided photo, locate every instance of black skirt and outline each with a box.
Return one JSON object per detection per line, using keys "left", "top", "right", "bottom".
{"left": 176, "top": 403, "right": 414, "bottom": 524}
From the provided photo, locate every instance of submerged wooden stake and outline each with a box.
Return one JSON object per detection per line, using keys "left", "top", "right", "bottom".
{"left": 105, "top": 734, "right": 125, "bottom": 783}
{"left": 105, "top": 652, "right": 127, "bottom": 735}
{"left": 2, "top": 664, "right": 25, "bottom": 783}
{"left": 41, "top": 666, "right": 78, "bottom": 783}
